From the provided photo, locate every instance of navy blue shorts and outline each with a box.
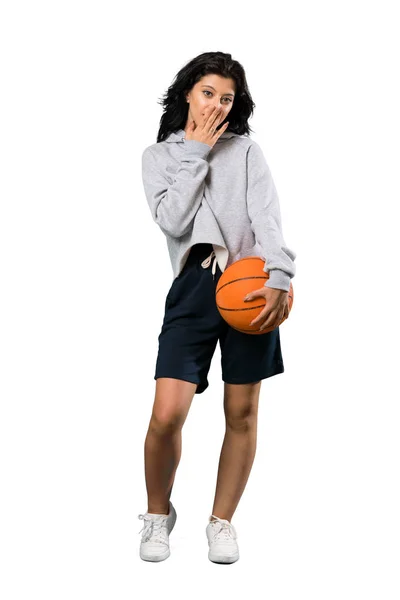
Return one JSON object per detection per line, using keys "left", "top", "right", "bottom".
{"left": 155, "top": 243, "right": 284, "bottom": 394}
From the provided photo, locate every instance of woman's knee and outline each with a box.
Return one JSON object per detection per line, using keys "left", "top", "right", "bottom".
{"left": 223, "top": 381, "right": 261, "bottom": 430}
{"left": 149, "top": 377, "right": 197, "bottom": 434}
{"left": 149, "top": 410, "right": 184, "bottom": 435}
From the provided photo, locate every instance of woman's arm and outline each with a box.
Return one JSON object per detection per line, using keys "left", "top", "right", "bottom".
{"left": 246, "top": 140, "right": 297, "bottom": 292}
{"left": 141, "top": 140, "right": 211, "bottom": 238}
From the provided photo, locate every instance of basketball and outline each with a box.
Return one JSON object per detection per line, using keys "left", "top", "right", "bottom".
{"left": 215, "top": 256, "right": 294, "bottom": 335}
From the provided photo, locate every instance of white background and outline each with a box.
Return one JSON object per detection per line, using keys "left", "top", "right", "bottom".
{"left": 1, "top": 0, "right": 399, "bottom": 598}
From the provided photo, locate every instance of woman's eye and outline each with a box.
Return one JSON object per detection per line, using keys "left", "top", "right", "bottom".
{"left": 203, "top": 91, "right": 232, "bottom": 103}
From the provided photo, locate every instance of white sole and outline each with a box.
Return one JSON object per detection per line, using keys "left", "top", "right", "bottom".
{"left": 208, "top": 550, "right": 239, "bottom": 564}
{"left": 140, "top": 547, "right": 171, "bottom": 562}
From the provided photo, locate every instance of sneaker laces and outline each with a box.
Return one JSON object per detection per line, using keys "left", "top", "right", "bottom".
{"left": 209, "top": 515, "right": 237, "bottom": 542}
{"left": 138, "top": 514, "right": 169, "bottom": 546}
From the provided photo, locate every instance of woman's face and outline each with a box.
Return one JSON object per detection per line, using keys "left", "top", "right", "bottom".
{"left": 185, "top": 74, "right": 236, "bottom": 131}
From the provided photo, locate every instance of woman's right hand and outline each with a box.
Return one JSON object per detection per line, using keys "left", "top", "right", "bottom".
{"left": 185, "top": 105, "right": 229, "bottom": 148}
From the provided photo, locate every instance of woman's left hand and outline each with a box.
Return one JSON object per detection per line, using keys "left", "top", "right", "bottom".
{"left": 244, "top": 287, "right": 289, "bottom": 331}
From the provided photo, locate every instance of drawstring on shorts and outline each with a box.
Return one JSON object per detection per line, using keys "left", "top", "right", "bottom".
{"left": 201, "top": 249, "right": 217, "bottom": 280}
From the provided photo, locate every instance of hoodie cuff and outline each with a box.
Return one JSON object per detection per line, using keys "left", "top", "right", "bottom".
{"left": 183, "top": 139, "right": 212, "bottom": 159}
{"left": 264, "top": 269, "right": 291, "bottom": 292}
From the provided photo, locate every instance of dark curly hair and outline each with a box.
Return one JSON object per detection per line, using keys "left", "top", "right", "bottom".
{"left": 156, "top": 51, "right": 256, "bottom": 143}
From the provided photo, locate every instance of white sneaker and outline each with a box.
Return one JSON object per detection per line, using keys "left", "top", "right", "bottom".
{"left": 138, "top": 500, "right": 177, "bottom": 562}
{"left": 206, "top": 514, "right": 240, "bottom": 563}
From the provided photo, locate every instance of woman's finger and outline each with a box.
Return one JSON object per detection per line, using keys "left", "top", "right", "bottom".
{"left": 259, "top": 309, "right": 279, "bottom": 330}
{"left": 205, "top": 106, "right": 221, "bottom": 132}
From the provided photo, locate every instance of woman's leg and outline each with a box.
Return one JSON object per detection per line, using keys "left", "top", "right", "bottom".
{"left": 210, "top": 381, "right": 261, "bottom": 521}
{"left": 144, "top": 377, "right": 197, "bottom": 514}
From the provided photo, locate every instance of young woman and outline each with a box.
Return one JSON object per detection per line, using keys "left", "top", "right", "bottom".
{"left": 138, "top": 51, "right": 297, "bottom": 564}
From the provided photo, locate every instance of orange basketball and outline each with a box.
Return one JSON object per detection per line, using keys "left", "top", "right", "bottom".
{"left": 215, "top": 256, "right": 294, "bottom": 335}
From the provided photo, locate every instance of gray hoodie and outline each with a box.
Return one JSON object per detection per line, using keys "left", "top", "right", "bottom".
{"left": 141, "top": 128, "right": 296, "bottom": 292}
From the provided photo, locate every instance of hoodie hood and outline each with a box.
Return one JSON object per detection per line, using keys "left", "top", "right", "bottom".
{"left": 165, "top": 128, "right": 240, "bottom": 143}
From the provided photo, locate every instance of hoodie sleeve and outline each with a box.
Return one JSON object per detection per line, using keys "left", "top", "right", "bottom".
{"left": 246, "top": 141, "right": 297, "bottom": 292}
{"left": 141, "top": 140, "right": 212, "bottom": 238}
